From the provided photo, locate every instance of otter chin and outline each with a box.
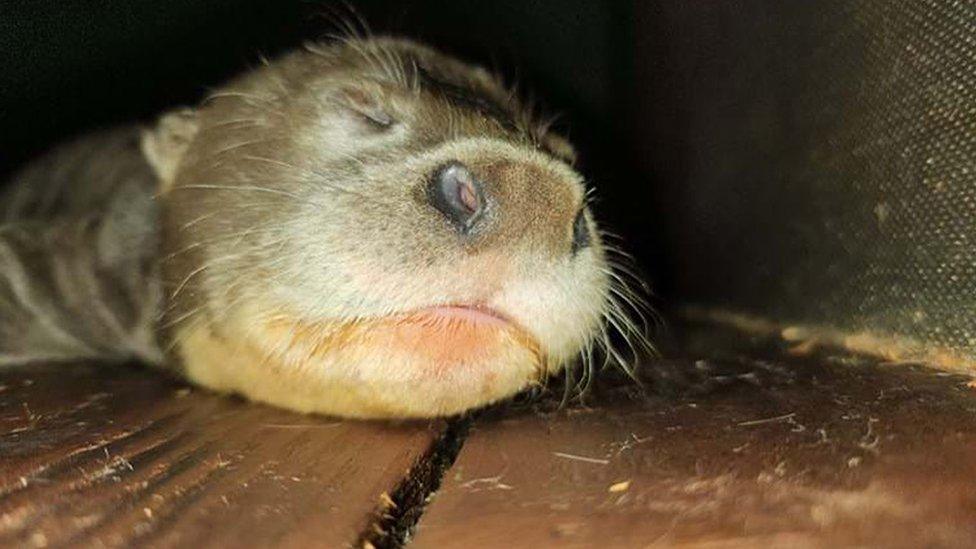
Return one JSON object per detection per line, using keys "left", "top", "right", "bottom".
{"left": 177, "top": 303, "right": 545, "bottom": 418}
{"left": 143, "top": 36, "right": 632, "bottom": 419}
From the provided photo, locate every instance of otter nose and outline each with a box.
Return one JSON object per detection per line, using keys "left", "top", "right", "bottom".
{"left": 428, "top": 162, "right": 486, "bottom": 233}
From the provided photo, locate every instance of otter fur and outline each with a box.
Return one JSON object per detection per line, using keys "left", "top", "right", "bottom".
{"left": 0, "top": 37, "right": 648, "bottom": 418}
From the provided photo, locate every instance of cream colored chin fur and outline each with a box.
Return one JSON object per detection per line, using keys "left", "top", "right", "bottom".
{"left": 175, "top": 306, "right": 547, "bottom": 419}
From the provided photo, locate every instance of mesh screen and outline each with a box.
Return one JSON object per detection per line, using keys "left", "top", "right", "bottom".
{"left": 635, "top": 2, "right": 976, "bottom": 367}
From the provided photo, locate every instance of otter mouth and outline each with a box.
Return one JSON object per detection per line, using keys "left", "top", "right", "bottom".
{"left": 260, "top": 302, "right": 545, "bottom": 369}
{"left": 398, "top": 304, "right": 513, "bottom": 329}
{"left": 378, "top": 304, "right": 544, "bottom": 370}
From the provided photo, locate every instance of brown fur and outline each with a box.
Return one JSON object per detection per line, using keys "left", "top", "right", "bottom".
{"left": 1, "top": 36, "right": 641, "bottom": 419}
{"left": 147, "top": 37, "right": 613, "bottom": 418}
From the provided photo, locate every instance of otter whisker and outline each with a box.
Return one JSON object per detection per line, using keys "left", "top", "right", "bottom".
{"left": 584, "top": 271, "right": 654, "bottom": 387}
{"left": 317, "top": 1, "right": 372, "bottom": 42}
{"left": 601, "top": 266, "right": 649, "bottom": 303}
{"left": 601, "top": 245, "right": 646, "bottom": 276}
{"left": 324, "top": 149, "right": 370, "bottom": 171}
{"left": 604, "top": 270, "right": 659, "bottom": 328}
{"left": 253, "top": 53, "right": 291, "bottom": 98}
{"left": 559, "top": 354, "right": 580, "bottom": 407}
{"left": 209, "top": 137, "right": 283, "bottom": 158}
{"left": 204, "top": 91, "right": 277, "bottom": 111}
{"left": 195, "top": 117, "right": 266, "bottom": 134}
{"left": 178, "top": 211, "right": 221, "bottom": 232}
{"left": 322, "top": 34, "right": 405, "bottom": 89}
{"left": 605, "top": 283, "right": 651, "bottom": 336}
{"left": 174, "top": 184, "right": 329, "bottom": 209}
{"left": 160, "top": 249, "right": 292, "bottom": 347}
{"left": 165, "top": 251, "right": 249, "bottom": 304}
{"left": 237, "top": 155, "right": 383, "bottom": 202}
{"left": 605, "top": 267, "right": 654, "bottom": 307}
{"left": 597, "top": 321, "right": 631, "bottom": 375}
{"left": 603, "top": 255, "right": 664, "bottom": 329}
{"left": 158, "top": 302, "right": 209, "bottom": 334}
{"left": 162, "top": 224, "right": 286, "bottom": 264}
{"left": 163, "top": 222, "right": 285, "bottom": 314}
{"left": 238, "top": 154, "right": 333, "bottom": 180}
{"left": 571, "top": 336, "right": 598, "bottom": 401}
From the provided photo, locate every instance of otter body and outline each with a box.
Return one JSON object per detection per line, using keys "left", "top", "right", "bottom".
{"left": 0, "top": 38, "right": 634, "bottom": 418}
{"left": 0, "top": 127, "right": 161, "bottom": 365}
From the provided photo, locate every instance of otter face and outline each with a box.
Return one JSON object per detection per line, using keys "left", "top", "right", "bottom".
{"left": 148, "top": 38, "right": 623, "bottom": 418}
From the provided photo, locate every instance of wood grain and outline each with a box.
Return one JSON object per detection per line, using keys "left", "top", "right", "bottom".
{"left": 0, "top": 363, "right": 443, "bottom": 548}
{"left": 412, "top": 339, "right": 976, "bottom": 548}
{"left": 6, "top": 327, "right": 976, "bottom": 548}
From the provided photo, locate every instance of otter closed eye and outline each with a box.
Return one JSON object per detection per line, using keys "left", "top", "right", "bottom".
{"left": 0, "top": 35, "right": 651, "bottom": 419}
{"left": 358, "top": 109, "right": 395, "bottom": 129}
{"left": 339, "top": 87, "right": 396, "bottom": 129}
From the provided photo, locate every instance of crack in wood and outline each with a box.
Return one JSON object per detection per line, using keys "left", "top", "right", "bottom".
{"left": 358, "top": 417, "right": 471, "bottom": 549}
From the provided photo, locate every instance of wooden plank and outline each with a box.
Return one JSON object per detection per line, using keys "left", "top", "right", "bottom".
{"left": 412, "top": 342, "right": 976, "bottom": 547}
{"left": 0, "top": 362, "right": 443, "bottom": 548}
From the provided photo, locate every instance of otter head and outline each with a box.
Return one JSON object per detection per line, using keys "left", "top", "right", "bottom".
{"left": 145, "top": 38, "right": 627, "bottom": 419}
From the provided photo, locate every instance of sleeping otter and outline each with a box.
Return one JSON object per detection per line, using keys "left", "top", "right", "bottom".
{"left": 0, "top": 37, "right": 648, "bottom": 418}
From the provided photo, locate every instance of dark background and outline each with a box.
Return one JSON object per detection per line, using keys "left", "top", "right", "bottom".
{"left": 0, "top": 0, "right": 669, "bottom": 297}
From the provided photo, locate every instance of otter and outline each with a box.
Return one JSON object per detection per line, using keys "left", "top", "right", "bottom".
{"left": 0, "top": 37, "right": 648, "bottom": 418}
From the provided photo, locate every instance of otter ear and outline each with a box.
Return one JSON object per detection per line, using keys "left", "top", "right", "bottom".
{"left": 141, "top": 109, "right": 199, "bottom": 193}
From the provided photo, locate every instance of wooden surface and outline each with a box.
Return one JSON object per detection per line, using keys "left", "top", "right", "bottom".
{"left": 0, "top": 363, "right": 443, "bottom": 548}
{"left": 3, "top": 327, "right": 976, "bottom": 548}
{"left": 411, "top": 336, "right": 976, "bottom": 548}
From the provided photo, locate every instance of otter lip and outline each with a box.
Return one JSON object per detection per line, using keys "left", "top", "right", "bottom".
{"left": 410, "top": 304, "right": 512, "bottom": 328}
